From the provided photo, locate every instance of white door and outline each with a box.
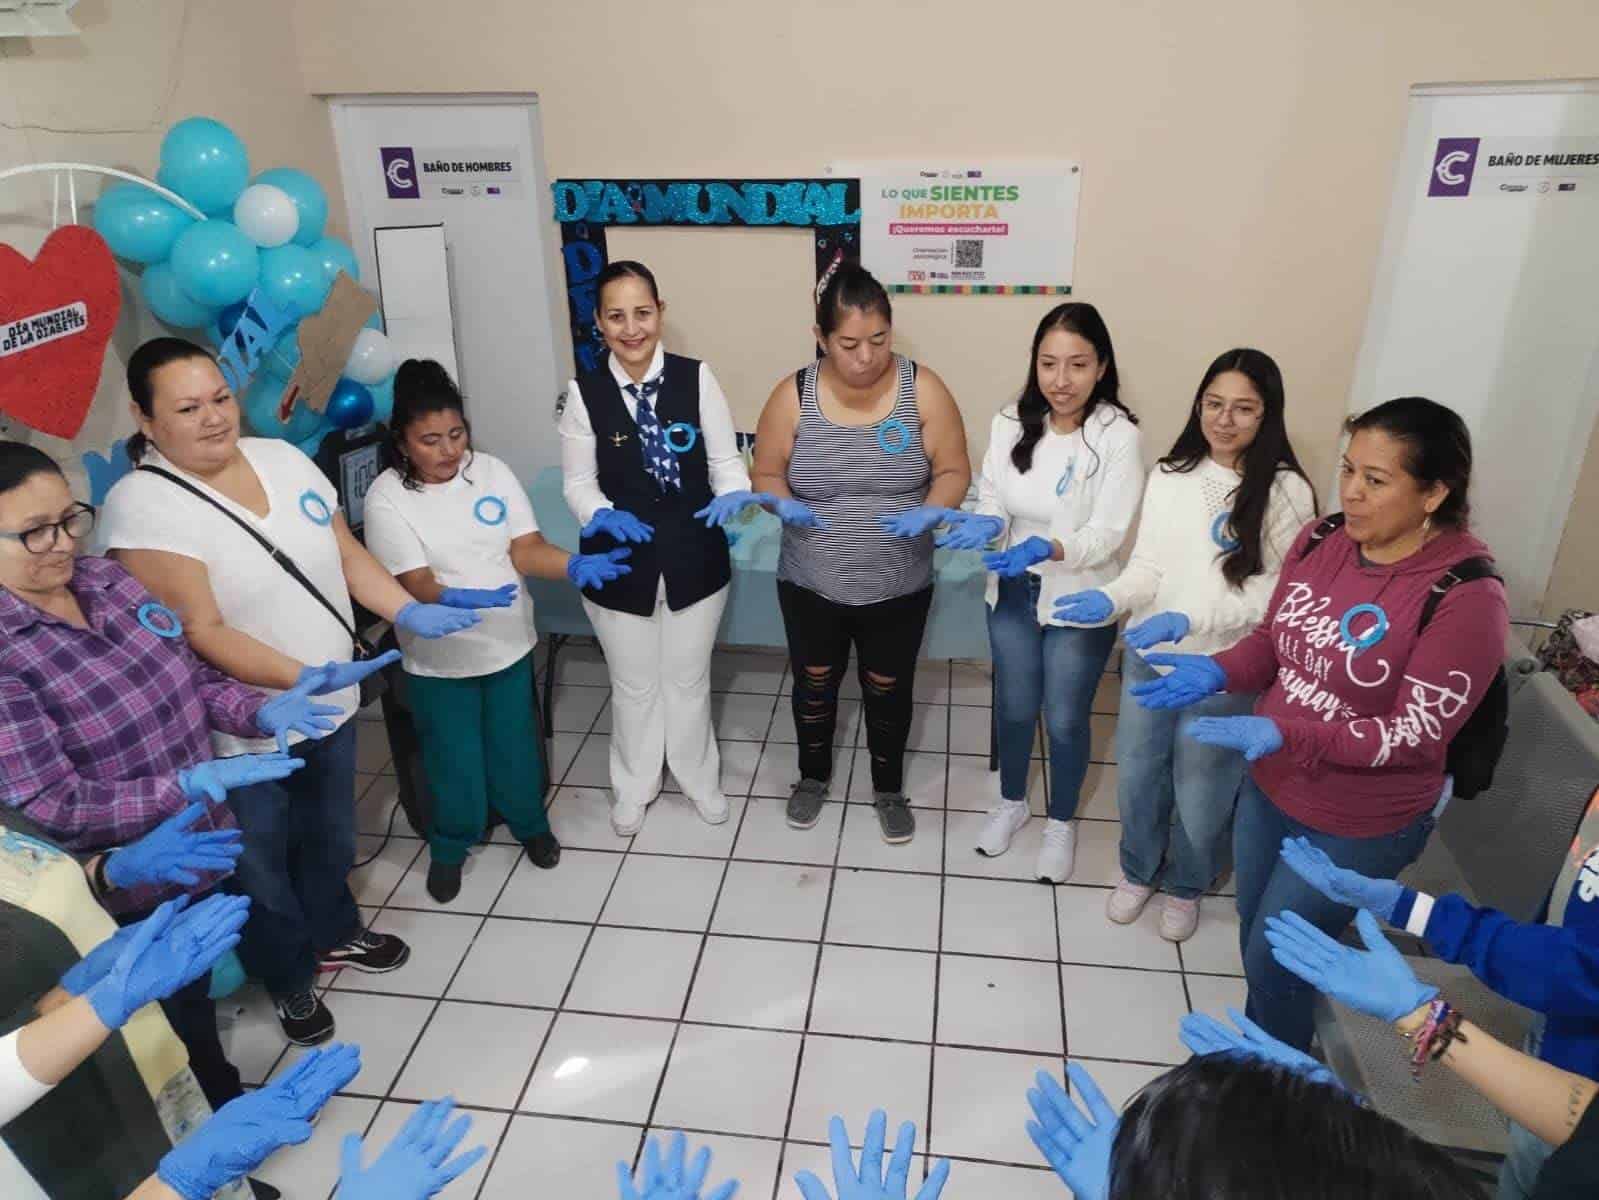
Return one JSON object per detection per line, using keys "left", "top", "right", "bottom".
{"left": 329, "top": 94, "right": 568, "bottom": 482}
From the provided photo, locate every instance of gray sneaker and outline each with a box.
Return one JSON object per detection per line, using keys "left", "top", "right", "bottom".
{"left": 874, "top": 792, "right": 916, "bottom": 844}
{"left": 786, "top": 778, "right": 829, "bottom": 829}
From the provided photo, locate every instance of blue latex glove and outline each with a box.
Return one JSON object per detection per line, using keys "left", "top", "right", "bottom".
{"left": 1025, "top": 1063, "right": 1117, "bottom": 1200}
{"left": 1187, "top": 715, "right": 1284, "bottom": 762}
{"left": 1180, "top": 1007, "right": 1338, "bottom": 1087}
{"left": 438, "top": 584, "right": 519, "bottom": 610}
{"left": 568, "top": 548, "right": 633, "bottom": 591}
{"left": 1053, "top": 589, "right": 1114, "bottom": 625}
{"left": 58, "top": 922, "right": 141, "bottom": 997}
{"left": 1127, "top": 652, "right": 1227, "bottom": 710}
{"left": 104, "top": 802, "right": 243, "bottom": 889}
{"left": 80, "top": 893, "right": 251, "bottom": 1029}
{"left": 338, "top": 1096, "right": 488, "bottom": 1200}
{"left": 582, "top": 507, "right": 655, "bottom": 544}
{"left": 1264, "top": 908, "right": 1438, "bottom": 1022}
{"left": 617, "top": 1130, "right": 738, "bottom": 1200}
{"left": 396, "top": 601, "right": 481, "bottom": 639}
{"left": 693, "top": 490, "right": 764, "bottom": 528}
{"left": 158, "top": 1043, "right": 359, "bottom": 1200}
{"left": 933, "top": 513, "right": 1004, "bottom": 551}
{"left": 179, "top": 751, "right": 304, "bottom": 805}
{"left": 880, "top": 506, "right": 957, "bottom": 539}
{"left": 1279, "top": 836, "right": 1404, "bottom": 922}
{"left": 793, "top": 1110, "right": 950, "bottom": 1200}
{"left": 256, "top": 673, "right": 343, "bottom": 753}
{"left": 982, "top": 535, "right": 1055, "bottom": 578}
{"left": 1124, "top": 610, "right": 1191, "bottom": 650}
{"left": 291, "top": 650, "right": 403, "bottom": 704}
{"left": 770, "top": 496, "right": 826, "bottom": 528}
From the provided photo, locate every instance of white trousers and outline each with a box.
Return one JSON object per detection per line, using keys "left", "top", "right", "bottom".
{"left": 583, "top": 581, "right": 727, "bottom": 808}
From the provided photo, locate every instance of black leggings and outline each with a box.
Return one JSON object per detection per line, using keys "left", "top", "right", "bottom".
{"left": 776, "top": 581, "right": 934, "bottom": 794}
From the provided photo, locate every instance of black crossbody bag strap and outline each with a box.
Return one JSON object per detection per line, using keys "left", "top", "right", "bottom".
{"left": 135, "top": 465, "right": 365, "bottom": 656}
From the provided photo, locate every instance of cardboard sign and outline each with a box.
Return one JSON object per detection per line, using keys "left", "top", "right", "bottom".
{"left": 0, "top": 226, "right": 121, "bottom": 439}
{"left": 278, "top": 271, "right": 377, "bottom": 420}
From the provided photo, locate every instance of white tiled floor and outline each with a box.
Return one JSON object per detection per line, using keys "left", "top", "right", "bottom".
{"left": 224, "top": 641, "right": 1250, "bottom": 1199}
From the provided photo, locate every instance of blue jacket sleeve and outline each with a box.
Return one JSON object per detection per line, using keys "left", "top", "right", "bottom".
{"left": 1419, "top": 892, "right": 1599, "bottom": 1017}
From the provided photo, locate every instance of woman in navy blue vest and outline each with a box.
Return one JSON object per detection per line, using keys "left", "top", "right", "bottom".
{"left": 557, "top": 261, "right": 754, "bottom": 837}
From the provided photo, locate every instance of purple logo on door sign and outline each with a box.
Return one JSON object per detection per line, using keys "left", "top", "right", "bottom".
{"left": 1428, "top": 138, "right": 1480, "bottom": 197}
{"left": 381, "top": 147, "right": 419, "bottom": 199}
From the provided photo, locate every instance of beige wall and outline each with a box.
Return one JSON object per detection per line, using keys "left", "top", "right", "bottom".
{"left": 2, "top": 0, "right": 1594, "bottom": 612}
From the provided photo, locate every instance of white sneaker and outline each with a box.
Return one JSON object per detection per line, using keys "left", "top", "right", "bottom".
{"left": 1159, "top": 895, "right": 1201, "bottom": 942}
{"left": 691, "top": 791, "right": 730, "bottom": 825}
{"left": 1035, "top": 819, "right": 1077, "bottom": 883}
{"left": 1106, "top": 876, "right": 1155, "bottom": 924}
{"left": 975, "top": 799, "right": 1030, "bottom": 857}
{"left": 610, "top": 798, "right": 645, "bottom": 837}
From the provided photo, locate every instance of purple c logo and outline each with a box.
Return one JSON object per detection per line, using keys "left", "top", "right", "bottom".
{"left": 381, "top": 147, "right": 420, "bottom": 200}
{"left": 1428, "top": 138, "right": 1480, "bottom": 198}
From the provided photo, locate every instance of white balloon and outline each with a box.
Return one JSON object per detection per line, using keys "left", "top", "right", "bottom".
{"left": 345, "top": 327, "right": 398, "bottom": 385}
{"left": 232, "top": 183, "right": 299, "bottom": 248}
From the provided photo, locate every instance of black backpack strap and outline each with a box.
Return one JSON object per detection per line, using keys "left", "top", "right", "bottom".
{"left": 135, "top": 465, "right": 363, "bottom": 652}
{"left": 1295, "top": 512, "right": 1346, "bottom": 562}
{"left": 1419, "top": 556, "right": 1501, "bottom": 630}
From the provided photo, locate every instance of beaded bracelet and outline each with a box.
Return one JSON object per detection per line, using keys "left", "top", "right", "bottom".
{"left": 1403, "top": 999, "right": 1468, "bottom": 1079}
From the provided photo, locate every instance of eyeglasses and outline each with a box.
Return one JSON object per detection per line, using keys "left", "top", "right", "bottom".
{"left": 1200, "top": 398, "right": 1264, "bottom": 424}
{"left": 0, "top": 503, "right": 97, "bottom": 554}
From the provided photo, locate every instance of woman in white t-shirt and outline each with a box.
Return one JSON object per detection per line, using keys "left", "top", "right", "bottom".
{"left": 364, "top": 359, "right": 629, "bottom": 903}
{"left": 965, "top": 303, "right": 1144, "bottom": 884}
{"left": 101, "top": 337, "right": 482, "bottom": 1048}
{"left": 1055, "top": 348, "right": 1317, "bottom": 941}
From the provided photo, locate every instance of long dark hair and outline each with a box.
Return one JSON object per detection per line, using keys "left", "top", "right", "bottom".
{"left": 1012, "top": 302, "right": 1135, "bottom": 475}
{"left": 386, "top": 358, "right": 473, "bottom": 492}
{"left": 1161, "top": 348, "right": 1316, "bottom": 588}
{"left": 1110, "top": 1056, "right": 1484, "bottom": 1200}
{"left": 124, "top": 336, "right": 216, "bottom": 462}
{"left": 0, "top": 441, "right": 64, "bottom": 497}
{"left": 1345, "top": 397, "right": 1473, "bottom": 529}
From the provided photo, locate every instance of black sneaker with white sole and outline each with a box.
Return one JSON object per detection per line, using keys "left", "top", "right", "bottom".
{"left": 274, "top": 989, "right": 335, "bottom": 1046}
{"left": 319, "top": 929, "right": 410, "bottom": 974}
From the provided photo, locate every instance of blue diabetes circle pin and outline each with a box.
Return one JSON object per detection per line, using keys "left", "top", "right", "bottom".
{"left": 1055, "top": 461, "right": 1076, "bottom": 496}
{"left": 136, "top": 601, "right": 183, "bottom": 639}
{"left": 474, "top": 496, "right": 508, "bottom": 526}
{"left": 1211, "top": 510, "right": 1241, "bottom": 552}
{"left": 1339, "top": 603, "right": 1390, "bottom": 654}
{"left": 663, "top": 422, "right": 699, "bottom": 454}
{"left": 877, "top": 418, "right": 912, "bottom": 455}
{"left": 299, "top": 490, "right": 333, "bottom": 526}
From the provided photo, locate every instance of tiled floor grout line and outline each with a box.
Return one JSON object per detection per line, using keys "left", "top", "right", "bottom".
{"left": 924, "top": 661, "right": 951, "bottom": 1178}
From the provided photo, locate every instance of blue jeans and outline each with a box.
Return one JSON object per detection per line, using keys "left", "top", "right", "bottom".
{"left": 1115, "top": 650, "right": 1256, "bottom": 898}
{"left": 1234, "top": 775, "right": 1435, "bottom": 1050}
{"left": 987, "top": 574, "right": 1117, "bottom": 819}
{"left": 226, "top": 720, "right": 361, "bottom": 997}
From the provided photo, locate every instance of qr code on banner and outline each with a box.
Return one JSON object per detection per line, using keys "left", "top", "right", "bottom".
{"left": 953, "top": 239, "right": 984, "bottom": 268}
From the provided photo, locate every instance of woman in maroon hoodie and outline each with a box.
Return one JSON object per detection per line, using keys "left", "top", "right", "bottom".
{"left": 1129, "top": 397, "right": 1509, "bottom": 1049}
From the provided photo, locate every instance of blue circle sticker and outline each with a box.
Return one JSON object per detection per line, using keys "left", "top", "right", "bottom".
{"left": 136, "top": 601, "right": 183, "bottom": 639}
{"left": 299, "top": 490, "right": 333, "bottom": 527}
{"left": 474, "top": 496, "right": 508, "bottom": 526}
{"left": 663, "top": 422, "right": 699, "bottom": 454}
{"left": 1055, "top": 461, "right": 1076, "bottom": 496}
{"left": 1211, "top": 510, "right": 1240, "bottom": 552}
{"left": 876, "top": 418, "right": 912, "bottom": 455}
{"left": 1339, "top": 603, "right": 1390, "bottom": 654}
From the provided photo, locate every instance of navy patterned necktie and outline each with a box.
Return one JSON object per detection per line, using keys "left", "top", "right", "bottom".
{"left": 625, "top": 376, "right": 681, "bottom": 491}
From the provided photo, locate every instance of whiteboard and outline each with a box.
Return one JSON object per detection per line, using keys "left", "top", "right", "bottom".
{"left": 373, "top": 223, "right": 460, "bottom": 381}
{"left": 1346, "top": 80, "right": 1599, "bottom": 613}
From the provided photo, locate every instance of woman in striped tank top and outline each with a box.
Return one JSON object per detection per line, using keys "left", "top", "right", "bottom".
{"left": 749, "top": 265, "right": 974, "bottom": 844}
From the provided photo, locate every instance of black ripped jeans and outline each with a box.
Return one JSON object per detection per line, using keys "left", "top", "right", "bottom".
{"left": 776, "top": 581, "right": 934, "bottom": 794}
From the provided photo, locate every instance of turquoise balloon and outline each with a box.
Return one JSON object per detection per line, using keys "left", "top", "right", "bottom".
{"left": 310, "top": 236, "right": 359, "bottom": 285}
{"left": 242, "top": 370, "right": 323, "bottom": 442}
{"left": 325, "top": 377, "right": 375, "bottom": 430}
{"left": 141, "top": 262, "right": 216, "bottom": 329}
{"left": 364, "top": 308, "right": 385, "bottom": 331}
{"left": 157, "top": 117, "right": 250, "bottom": 214}
{"left": 254, "top": 167, "right": 328, "bottom": 247}
{"left": 259, "top": 244, "right": 332, "bottom": 317}
{"left": 296, "top": 427, "right": 330, "bottom": 458}
{"left": 263, "top": 326, "right": 302, "bottom": 377}
{"left": 169, "top": 219, "right": 259, "bottom": 308}
{"left": 93, "top": 183, "right": 193, "bottom": 264}
{"left": 367, "top": 373, "right": 395, "bottom": 425}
